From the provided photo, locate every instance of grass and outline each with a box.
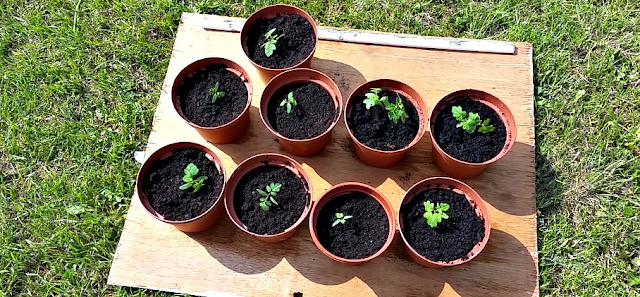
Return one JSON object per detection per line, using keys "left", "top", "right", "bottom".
{"left": 0, "top": 0, "right": 639, "bottom": 296}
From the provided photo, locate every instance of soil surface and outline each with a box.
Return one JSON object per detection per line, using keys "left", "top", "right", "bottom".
{"left": 400, "top": 188, "right": 485, "bottom": 262}
{"left": 245, "top": 14, "right": 316, "bottom": 69}
{"left": 266, "top": 82, "right": 337, "bottom": 140}
{"left": 433, "top": 97, "right": 507, "bottom": 163}
{"left": 143, "top": 149, "right": 224, "bottom": 221}
{"left": 316, "top": 192, "right": 389, "bottom": 259}
{"left": 177, "top": 64, "right": 248, "bottom": 127}
{"left": 346, "top": 90, "right": 420, "bottom": 151}
{"left": 233, "top": 165, "right": 309, "bottom": 235}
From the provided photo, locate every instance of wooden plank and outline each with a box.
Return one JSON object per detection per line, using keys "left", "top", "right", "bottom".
{"left": 200, "top": 17, "right": 517, "bottom": 54}
{"left": 108, "top": 13, "right": 537, "bottom": 297}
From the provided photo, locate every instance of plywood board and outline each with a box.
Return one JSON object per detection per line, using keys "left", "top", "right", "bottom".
{"left": 108, "top": 13, "right": 537, "bottom": 297}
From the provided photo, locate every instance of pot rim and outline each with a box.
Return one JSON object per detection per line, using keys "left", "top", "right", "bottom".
{"left": 240, "top": 4, "right": 318, "bottom": 72}
{"left": 171, "top": 57, "right": 253, "bottom": 131}
{"left": 344, "top": 79, "right": 427, "bottom": 154}
{"left": 136, "top": 142, "right": 226, "bottom": 224}
{"left": 224, "top": 153, "right": 313, "bottom": 239}
{"left": 309, "top": 182, "right": 396, "bottom": 264}
{"left": 428, "top": 89, "right": 517, "bottom": 166}
{"left": 398, "top": 176, "right": 491, "bottom": 267}
{"left": 259, "top": 68, "right": 343, "bottom": 143}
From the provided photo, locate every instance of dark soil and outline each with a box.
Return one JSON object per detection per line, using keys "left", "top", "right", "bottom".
{"left": 400, "top": 188, "right": 485, "bottom": 262}
{"left": 233, "top": 165, "right": 310, "bottom": 235}
{"left": 177, "top": 64, "right": 248, "bottom": 127}
{"left": 142, "top": 149, "right": 224, "bottom": 221}
{"left": 433, "top": 97, "right": 507, "bottom": 163}
{"left": 266, "top": 82, "right": 337, "bottom": 140}
{"left": 316, "top": 192, "right": 390, "bottom": 259}
{"left": 346, "top": 90, "right": 420, "bottom": 151}
{"left": 245, "top": 14, "right": 316, "bottom": 69}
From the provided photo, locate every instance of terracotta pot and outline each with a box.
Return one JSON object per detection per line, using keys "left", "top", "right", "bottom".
{"left": 240, "top": 5, "right": 318, "bottom": 81}
{"left": 429, "top": 89, "right": 517, "bottom": 178}
{"left": 344, "top": 79, "right": 427, "bottom": 167}
{"left": 309, "top": 182, "right": 396, "bottom": 264}
{"left": 171, "top": 57, "right": 253, "bottom": 144}
{"left": 398, "top": 177, "right": 491, "bottom": 268}
{"left": 260, "top": 68, "right": 342, "bottom": 156}
{"left": 224, "top": 153, "right": 312, "bottom": 243}
{"left": 136, "top": 142, "right": 226, "bottom": 233}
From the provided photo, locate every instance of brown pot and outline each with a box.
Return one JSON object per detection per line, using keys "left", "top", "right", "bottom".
{"left": 260, "top": 68, "right": 342, "bottom": 156}
{"left": 344, "top": 79, "right": 428, "bottom": 167}
{"left": 240, "top": 5, "right": 318, "bottom": 81}
{"left": 136, "top": 142, "right": 226, "bottom": 233}
{"left": 224, "top": 153, "right": 312, "bottom": 243}
{"left": 171, "top": 57, "right": 253, "bottom": 144}
{"left": 429, "top": 89, "right": 517, "bottom": 178}
{"left": 309, "top": 182, "right": 396, "bottom": 264}
{"left": 398, "top": 177, "right": 491, "bottom": 268}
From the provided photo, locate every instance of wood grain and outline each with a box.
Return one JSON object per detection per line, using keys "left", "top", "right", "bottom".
{"left": 108, "top": 13, "right": 538, "bottom": 297}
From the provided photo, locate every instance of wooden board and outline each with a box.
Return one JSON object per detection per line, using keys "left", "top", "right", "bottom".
{"left": 108, "top": 13, "right": 537, "bottom": 297}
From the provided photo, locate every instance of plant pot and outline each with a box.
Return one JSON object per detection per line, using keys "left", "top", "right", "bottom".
{"left": 344, "top": 79, "right": 427, "bottom": 167}
{"left": 136, "top": 142, "right": 226, "bottom": 233}
{"left": 260, "top": 68, "right": 342, "bottom": 156}
{"left": 398, "top": 177, "right": 490, "bottom": 268}
{"left": 172, "top": 57, "right": 253, "bottom": 144}
{"left": 309, "top": 182, "right": 395, "bottom": 264}
{"left": 240, "top": 5, "right": 318, "bottom": 81}
{"left": 429, "top": 89, "right": 517, "bottom": 178}
{"left": 225, "top": 153, "right": 312, "bottom": 243}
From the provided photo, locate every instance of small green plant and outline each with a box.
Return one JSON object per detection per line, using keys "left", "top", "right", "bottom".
{"left": 261, "top": 28, "right": 284, "bottom": 57}
{"left": 451, "top": 106, "right": 494, "bottom": 134}
{"left": 362, "top": 87, "right": 408, "bottom": 124}
{"left": 280, "top": 92, "right": 297, "bottom": 114}
{"left": 256, "top": 182, "right": 282, "bottom": 211}
{"left": 179, "top": 163, "right": 208, "bottom": 193}
{"left": 209, "top": 82, "right": 225, "bottom": 103}
{"left": 423, "top": 201, "right": 450, "bottom": 228}
{"left": 332, "top": 212, "right": 353, "bottom": 227}
{"left": 383, "top": 96, "right": 407, "bottom": 124}
{"left": 363, "top": 87, "right": 386, "bottom": 109}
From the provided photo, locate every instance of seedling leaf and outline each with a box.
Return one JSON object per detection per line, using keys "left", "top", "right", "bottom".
{"left": 180, "top": 163, "right": 207, "bottom": 192}
{"left": 280, "top": 92, "right": 297, "bottom": 114}
{"left": 423, "top": 201, "right": 450, "bottom": 228}
{"left": 256, "top": 182, "right": 282, "bottom": 211}
{"left": 210, "top": 82, "right": 225, "bottom": 103}
{"left": 261, "top": 28, "right": 283, "bottom": 57}
{"left": 452, "top": 106, "right": 467, "bottom": 121}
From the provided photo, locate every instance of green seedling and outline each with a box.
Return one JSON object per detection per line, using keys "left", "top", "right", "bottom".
{"left": 423, "top": 201, "right": 450, "bottom": 228}
{"left": 179, "top": 163, "right": 208, "bottom": 193}
{"left": 363, "top": 87, "right": 408, "bottom": 124}
{"left": 280, "top": 92, "right": 297, "bottom": 114}
{"left": 363, "top": 87, "right": 386, "bottom": 109}
{"left": 332, "top": 212, "right": 353, "bottom": 227}
{"left": 256, "top": 182, "right": 282, "bottom": 211}
{"left": 261, "top": 28, "right": 284, "bottom": 57}
{"left": 209, "top": 82, "right": 225, "bottom": 103}
{"left": 452, "top": 106, "right": 494, "bottom": 134}
{"left": 383, "top": 96, "right": 408, "bottom": 124}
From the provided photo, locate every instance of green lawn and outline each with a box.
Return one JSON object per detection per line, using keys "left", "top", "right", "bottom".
{"left": 1, "top": 0, "right": 639, "bottom": 296}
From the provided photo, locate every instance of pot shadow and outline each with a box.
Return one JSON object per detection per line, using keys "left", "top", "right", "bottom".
{"left": 534, "top": 143, "right": 564, "bottom": 217}
{"left": 213, "top": 105, "right": 283, "bottom": 165}
{"left": 459, "top": 141, "right": 537, "bottom": 216}
{"left": 286, "top": 229, "right": 536, "bottom": 296}
{"left": 286, "top": 227, "right": 447, "bottom": 296}
{"left": 188, "top": 214, "right": 289, "bottom": 275}
{"left": 445, "top": 229, "right": 538, "bottom": 297}
{"left": 310, "top": 58, "right": 367, "bottom": 98}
